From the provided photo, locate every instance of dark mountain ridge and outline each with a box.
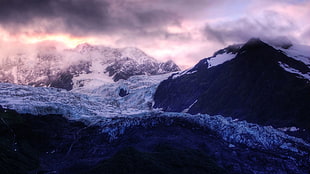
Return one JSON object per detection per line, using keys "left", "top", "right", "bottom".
{"left": 154, "top": 38, "right": 310, "bottom": 130}
{"left": 1, "top": 106, "right": 309, "bottom": 174}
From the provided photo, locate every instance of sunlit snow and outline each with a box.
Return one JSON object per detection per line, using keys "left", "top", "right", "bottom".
{"left": 207, "top": 53, "right": 236, "bottom": 68}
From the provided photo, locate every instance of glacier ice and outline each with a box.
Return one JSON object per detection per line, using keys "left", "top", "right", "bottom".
{"left": 0, "top": 74, "right": 309, "bottom": 156}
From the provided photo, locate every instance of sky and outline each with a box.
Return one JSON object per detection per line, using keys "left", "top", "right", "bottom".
{"left": 0, "top": 0, "right": 309, "bottom": 69}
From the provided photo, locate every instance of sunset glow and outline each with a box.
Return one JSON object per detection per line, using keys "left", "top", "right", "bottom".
{"left": 1, "top": 32, "right": 87, "bottom": 48}
{"left": 22, "top": 34, "right": 85, "bottom": 48}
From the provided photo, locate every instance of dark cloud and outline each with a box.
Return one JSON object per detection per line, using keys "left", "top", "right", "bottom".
{"left": 203, "top": 11, "right": 297, "bottom": 44}
{"left": 134, "top": 10, "right": 180, "bottom": 28}
{"left": 0, "top": 0, "right": 111, "bottom": 34}
{"left": 0, "top": 0, "right": 181, "bottom": 36}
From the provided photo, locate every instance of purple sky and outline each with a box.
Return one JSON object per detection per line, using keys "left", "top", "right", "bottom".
{"left": 0, "top": 0, "right": 309, "bottom": 68}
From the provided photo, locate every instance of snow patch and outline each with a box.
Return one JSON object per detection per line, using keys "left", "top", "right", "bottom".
{"left": 182, "top": 100, "right": 197, "bottom": 113}
{"left": 207, "top": 53, "right": 236, "bottom": 68}
{"left": 278, "top": 127, "right": 300, "bottom": 132}
{"left": 171, "top": 68, "right": 197, "bottom": 79}
{"left": 278, "top": 62, "right": 310, "bottom": 80}
{"left": 120, "top": 47, "right": 158, "bottom": 64}
{"left": 277, "top": 44, "right": 310, "bottom": 67}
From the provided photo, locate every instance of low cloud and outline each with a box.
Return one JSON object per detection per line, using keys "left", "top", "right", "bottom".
{"left": 203, "top": 11, "right": 297, "bottom": 45}
{"left": 301, "top": 28, "right": 310, "bottom": 41}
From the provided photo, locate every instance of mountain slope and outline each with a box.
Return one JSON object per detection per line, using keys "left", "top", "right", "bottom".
{"left": 1, "top": 107, "right": 309, "bottom": 174}
{"left": 154, "top": 38, "right": 310, "bottom": 130}
{"left": 0, "top": 43, "right": 180, "bottom": 90}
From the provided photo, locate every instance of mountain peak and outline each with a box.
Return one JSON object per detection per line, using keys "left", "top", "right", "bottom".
{"left": 0, "top": 42, "right": 180, "bottom": 90}
{"left": 154, "top": 38, "right": 310, "bottom": 131}
{"left": 246, "top": 37, "right": 263, "bottom": 44}
{"left": 240, "top": 38, "right": 270, "bottom": 51}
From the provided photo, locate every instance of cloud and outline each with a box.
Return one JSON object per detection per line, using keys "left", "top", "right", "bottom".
{"left": 0, "top": 0, "right": 107, "bottom": 34}
{"left": 0, "top": 0, "right": 309, "bottom": 68}
{"left": 301, "top": 28, "right": 310, "bottom": 41}
{"left": 203, "top": 10, "right": 297, "bottom": 44}
{"left": 0, "top": 0, "right": 182, "bottom": 36}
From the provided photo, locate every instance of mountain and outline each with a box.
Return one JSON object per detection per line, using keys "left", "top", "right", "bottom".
{"left": 0, "top": 60, "right": 309, "bottom": 173}
{"left": 154, "top": 38, "right": 310, "bottom": 132}
{"left": 0, "top": 43, "right": 180, "bottom": 90}
{"left": 1, "top": 38, "right": 310, "bottom": 173}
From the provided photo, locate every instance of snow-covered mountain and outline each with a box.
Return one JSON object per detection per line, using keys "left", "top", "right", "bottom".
{"left": 1, "top": 38, "right": 310, "bottom": 173}
{"left": 0, "top": 43, "right": 180, "bottom": 90}
{"left": 1, "top": 72, "right": 310, "bottom": 173}
{"left": 154, "top": 38, "right": 310, "bottom": 132}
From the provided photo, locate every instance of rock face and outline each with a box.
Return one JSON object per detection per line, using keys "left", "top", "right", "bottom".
{"left": 0, "top": 43, "right": 180, "bottom": 90}
{"left": 1, "top": 108, "right": 309, "bottom": 174}
{"left": 154, "top": 38, "right": 310, "bottom": 130}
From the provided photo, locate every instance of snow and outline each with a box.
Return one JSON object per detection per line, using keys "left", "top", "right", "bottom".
{"left": 71, "top": 45, "right": 163, "bottom": 88}
{"left": 279, "top": 44, "right": 310, "bottom": 67}
{"left": 1, "top": 43, "right": 174, "bottom": 88}
{"left": 278, "top": 61, "right": 310, "bottom": 80}
{"left": 171, "top": 69, "right": 196, "bottom": 79}
{"left": 120, "top": 47, "right": 158, "bottom": 64}
{"left": 171, "top": 52, "right": 236, "bottom": 79}
{"left": 95, "top": 112, "right": 310, "bottom": 154}
{"left": 207, "top": 53, "right": 236, "bottom": 68}
{"left": 182, "top": 100, "right": 197, "bottom": 113}
{"left": 72, "top": 71, "right": 114, "bottom": 90}
{"left": 186, "top": 70, "right": 197, "bottom": 75}
{"left": 0, "top": 73, "right": 171, "bottom": 119}
{"left": 278, "top": 127, "right": 300, "bottom": 132}
{"left": 171, "top": 71, "right": 185, "bottom": 79}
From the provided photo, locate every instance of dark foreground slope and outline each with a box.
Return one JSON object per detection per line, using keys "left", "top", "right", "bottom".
{"left": 1, "top": 107, "right": 309, "bottom": 174}
{"left": 0, "top": 107, "right": 39, "bottom": 174}
{"left": 154, "top": 39, "right": 310, "bottom": 130}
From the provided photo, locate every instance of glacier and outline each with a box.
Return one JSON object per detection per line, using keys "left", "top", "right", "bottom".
{"left": 1, "top": 73, "right": 309, "bottom": 157}
{"left": 0, "top": 73, "right": 171, "bottom": 118}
